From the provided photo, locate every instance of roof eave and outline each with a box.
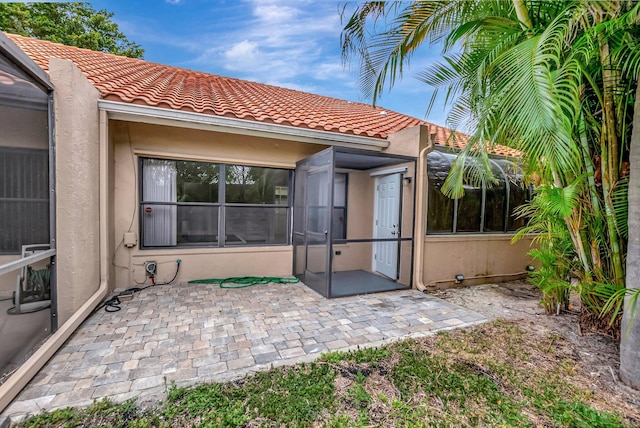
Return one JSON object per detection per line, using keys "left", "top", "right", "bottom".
{"left": 98, "top": 100, "right": 390, "bottom": 150}
{"left": 0, "top": 32, "right": 53, "bottom": 91}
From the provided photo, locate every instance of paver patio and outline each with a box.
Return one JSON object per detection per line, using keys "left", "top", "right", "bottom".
{"left": 2, "top": 281, "right": 486, "bottom": 419}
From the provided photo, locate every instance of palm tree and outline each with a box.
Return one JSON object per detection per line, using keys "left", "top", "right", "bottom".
{"left": 341, "top": 0, "right": 640, "bottom": 388}
{"left": 622, "top": 81, "right": 640, "bottom": 388}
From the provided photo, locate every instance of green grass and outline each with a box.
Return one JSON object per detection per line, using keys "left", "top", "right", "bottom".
{"left": 18, "top": 320, "right": 634, "bottom": 428}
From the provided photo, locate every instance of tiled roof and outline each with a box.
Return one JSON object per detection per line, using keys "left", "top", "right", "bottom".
{"left": 6, "top": 33, "right": 517, "bottom": 156}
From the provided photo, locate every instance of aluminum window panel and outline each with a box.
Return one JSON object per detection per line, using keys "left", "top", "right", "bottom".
{"left": 140, "top": 157, "right": 292, "bottom": 248}
{"left": 224, "top": 206, "right": 289, "bottom": 245}
{"left": 426, "top": 151, "right": 528, "bottom": 235}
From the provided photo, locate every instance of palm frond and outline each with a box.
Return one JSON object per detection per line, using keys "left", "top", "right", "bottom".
{"left": 478, "top": 12, "right": 583, "bottom": 175}
{"left": 612, "top": 176, "right": 629, "bottom": 239}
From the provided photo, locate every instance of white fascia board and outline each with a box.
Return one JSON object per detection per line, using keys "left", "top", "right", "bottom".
{"left": 98, "top": 100, "right": 389, "bottom": 150}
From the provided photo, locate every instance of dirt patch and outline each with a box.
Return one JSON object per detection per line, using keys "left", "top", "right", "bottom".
{"left": 427, "top": 280, "right": 640, "bottom": 419}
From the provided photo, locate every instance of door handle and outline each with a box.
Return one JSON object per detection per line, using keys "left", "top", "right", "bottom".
{"left": 391, "top": 231, "right": 396, "bottom": 235}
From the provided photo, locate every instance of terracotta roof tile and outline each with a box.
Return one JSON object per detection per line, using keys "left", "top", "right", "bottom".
{"left": 6, "top": 33, "right": 519, "bottom": 156}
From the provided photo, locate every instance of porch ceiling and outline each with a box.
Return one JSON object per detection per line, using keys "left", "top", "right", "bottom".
{"left": 334, "top": 149, "right": 415, "bottom": 170}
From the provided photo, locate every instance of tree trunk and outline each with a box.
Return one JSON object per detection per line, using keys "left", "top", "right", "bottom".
{"left": 596, "top": 34, "right": 625, "bottom": 287}
{"left": 512, "top": 0, "right": 533, "bottom": 30}
{"left": 621, "top": 79, "right": 640, "bottom": 390}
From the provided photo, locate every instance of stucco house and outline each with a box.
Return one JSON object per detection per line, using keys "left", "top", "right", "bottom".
{"left": 0, "top": 32, "right": 533, "bottom": 411}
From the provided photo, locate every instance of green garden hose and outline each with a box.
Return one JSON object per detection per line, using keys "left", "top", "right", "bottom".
{"left": 188, "top": 276, "right": 299, "bottom": 289}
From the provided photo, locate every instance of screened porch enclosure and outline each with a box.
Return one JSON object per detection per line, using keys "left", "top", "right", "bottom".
{"left": 0, "top": 43, "right": 55, "bottom": 385}
{"left": 293, "top": 147, "right": 415, "bottom": 298}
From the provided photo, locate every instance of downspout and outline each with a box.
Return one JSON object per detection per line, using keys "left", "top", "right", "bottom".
{"left": 0, "top": 111, "right": 110, "bottom": 413}
{"left": 413, "top": 130, "right": 434, "bottom": 292}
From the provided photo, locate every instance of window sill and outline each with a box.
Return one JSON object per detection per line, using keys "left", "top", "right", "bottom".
{"left": 134, "top": 245, "right": 293, "bottom": 256}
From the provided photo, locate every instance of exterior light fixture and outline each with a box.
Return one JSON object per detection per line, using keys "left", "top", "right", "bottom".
{"left": 454, "top": 274, "right": 465, "bottom": 283}
{"left": 403, "top": 176, "right": 412, "bottom": 186}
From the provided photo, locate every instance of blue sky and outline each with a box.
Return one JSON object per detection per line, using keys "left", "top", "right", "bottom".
{"left": 92, "top": 0, "right": 451, "bottom": 126}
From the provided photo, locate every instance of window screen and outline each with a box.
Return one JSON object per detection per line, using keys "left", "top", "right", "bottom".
{"left": 141, "top": 158, "right": 291, "bottom": 248}
{"left": 426, "top": 151, "right": 529, "bottom": 234}
{"left": 0, "top": 147, "right": 50, "bottom": 254}
{"left": 332, "top": 173, "right": 347, "bottom": 240}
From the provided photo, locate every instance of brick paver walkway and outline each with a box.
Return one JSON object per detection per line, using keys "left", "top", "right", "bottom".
{"left": 3, "top": 281, "right": 486, "bottom": 418}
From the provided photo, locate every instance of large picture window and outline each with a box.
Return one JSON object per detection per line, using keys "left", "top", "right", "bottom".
{"left": 140, "top": 158, "right": 291, "bottom": 248}
{"left": 426, "top": 150, "right": 530, "bottom": 234}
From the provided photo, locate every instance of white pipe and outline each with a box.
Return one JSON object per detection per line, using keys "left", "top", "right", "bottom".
{"left": 98, "top": 111, "right": 110, "bottom": 305}
{"left": 0, "top": 111, "right": 111, "bottom": 413}
{"left": 0, "top": 250, "right": 56, "bottom": 276}
{"left": 413, "top": 132, "right": 434, "bottom": 292}
{"left": 426, "top": 271, "right": 528, "bottom": 288}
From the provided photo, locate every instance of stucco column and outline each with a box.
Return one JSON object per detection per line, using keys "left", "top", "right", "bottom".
{"left": 48, "top": 58, "right": 101, "bottom": 325}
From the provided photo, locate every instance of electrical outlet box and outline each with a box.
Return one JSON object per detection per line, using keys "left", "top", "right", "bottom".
{"left": 145, "top": 261, "right": 157, "bottom": 277}
{"left": 123, "top": 232, "right": 137, "bottom": 248}
{"left": 335, "top": 250, "right": 341, "bottom": 255}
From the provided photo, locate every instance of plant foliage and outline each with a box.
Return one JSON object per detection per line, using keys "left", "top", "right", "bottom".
{"left": 341, "top": 0, "right": 640, "bottom": 330}
{"left": 0, "top": 2, "right": 143, "bottom": 58}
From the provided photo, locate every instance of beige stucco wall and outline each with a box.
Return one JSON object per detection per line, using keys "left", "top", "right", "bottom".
{"left": 48, "top": 58, "right": 102, "bottom": 324}
{"left": 332, "top": 243, "right": 372, "bottom": 272}
{"left": 110, "top": 120, "right": 326, "bottom": 287}
{"left": 385, "top": 124, "right": 425, "bottom": 157}
{"left": 109, "top": 120, "right": 532, "bottom": 291}
{"left": 343, "top": 170, "right": 374, "bottom": 240}
{"left": 422, "top": 234, "right": 535, "bottom": 288}
{"left": 129, "top": 247, "right": 294, "bottom": 284}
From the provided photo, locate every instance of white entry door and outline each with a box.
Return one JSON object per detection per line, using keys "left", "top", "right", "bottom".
{"left": 374, "top": 173, "right": 401, "bottom": 279}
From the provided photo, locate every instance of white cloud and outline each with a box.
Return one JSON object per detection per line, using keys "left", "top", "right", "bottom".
{"left": 165, "top": 0, "right": 184, "bottom": 4}
{"left": 312, "top": 61, "right": 346, "bottom": 80}
{"left": 253, "top": 4, "right": 298, "bottom": 23}
{"left": 180, "top": 0, "right": 348, "bottom": 94}
{"left": 223, "top": 40, "right": 262, "bottom": 70}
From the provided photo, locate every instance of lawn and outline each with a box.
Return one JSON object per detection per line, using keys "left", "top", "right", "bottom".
{"left": 18, "top": 320, "right": 636, "bottom": 427}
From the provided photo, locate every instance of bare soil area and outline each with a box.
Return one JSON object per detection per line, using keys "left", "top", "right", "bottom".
{"left": 427, "top": 280, "right": 640, "bottom": 421}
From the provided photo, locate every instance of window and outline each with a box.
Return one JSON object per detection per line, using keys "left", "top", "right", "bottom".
{"left": 426, "top": 151, "right": 530, "bottom": 234}
{"left": 0, "top": 147, "right": 50, "bottom": 254}
{"left": 141, "top": 158, "right": 291, "bottom": 248}
{"left": 332, "top": 173, "right": 347, "bottom": 240}
{"left": 426, "top": 152, "right": 454, "bottom": 233}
